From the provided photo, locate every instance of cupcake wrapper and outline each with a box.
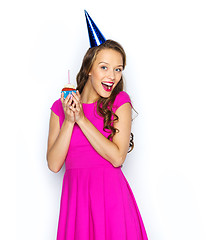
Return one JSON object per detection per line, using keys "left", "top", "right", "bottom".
{"left": 61, "top": 90, "right": 77, "bottom": 99}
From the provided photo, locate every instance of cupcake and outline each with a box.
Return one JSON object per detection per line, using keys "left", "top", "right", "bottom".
{"left": 61, "top": 84, "right": 77, "bottom": 99}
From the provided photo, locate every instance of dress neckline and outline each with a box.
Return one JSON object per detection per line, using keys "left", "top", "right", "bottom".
{"left": 82, "top": 101, "right": 97, "bottom": 105}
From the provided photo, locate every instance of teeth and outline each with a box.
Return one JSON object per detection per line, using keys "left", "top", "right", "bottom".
{"left": 102, "top": 82, "right": 113, "bottom": 87}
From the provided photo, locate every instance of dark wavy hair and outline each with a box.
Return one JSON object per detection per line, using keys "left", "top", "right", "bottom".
{"left": 76, "top": 39, "right": 137, "bottom": 153}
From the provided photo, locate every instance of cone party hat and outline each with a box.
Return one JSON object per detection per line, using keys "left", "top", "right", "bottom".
{"left": 84, "top": 10, "right": 106, "bottom": 48}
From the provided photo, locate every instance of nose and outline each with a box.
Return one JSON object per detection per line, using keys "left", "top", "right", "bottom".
{"left": 107, "top": 69, "right": 115, "bottom": 80}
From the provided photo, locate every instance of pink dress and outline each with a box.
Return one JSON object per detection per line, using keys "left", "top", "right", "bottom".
{"left": 50, "top": 91, "right": 148, "bottom": 240}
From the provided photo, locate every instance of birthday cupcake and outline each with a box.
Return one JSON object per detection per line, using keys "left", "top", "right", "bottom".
{"left": 61, "top": 83, "right": 77, "bottom": 99}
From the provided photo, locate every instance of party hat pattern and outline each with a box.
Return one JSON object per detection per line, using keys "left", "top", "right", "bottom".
{"left": 84, "top": 10, "right": 106, "bottom": 48}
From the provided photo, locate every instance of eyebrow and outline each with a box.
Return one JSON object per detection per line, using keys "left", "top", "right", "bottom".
{"left": 98, "top": 61, "right": 123, "bottom": 67}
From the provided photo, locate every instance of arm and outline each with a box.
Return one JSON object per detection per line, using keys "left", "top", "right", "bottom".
{"left": 77, "top": 102, "right": 132, "bottom": 167}
{"left": 46, "top": 93, "right": 75, "bottom": 173}
{"left": 46, "top": 111, "right": 75, "bottom": 173}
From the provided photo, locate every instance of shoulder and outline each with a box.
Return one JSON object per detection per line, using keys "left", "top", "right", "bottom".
{"left": 113, "top": 91, "right": 132, "bottom": 112}
{"left": 50, "top": 98, "right": 63, "bottom": 117}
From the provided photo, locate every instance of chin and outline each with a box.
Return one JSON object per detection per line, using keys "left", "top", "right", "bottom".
{"left": 98, "top": 83, "right": 117, "bottom": 98}
{"left": 101, "top": 91, "right": 112, "bottom": 98}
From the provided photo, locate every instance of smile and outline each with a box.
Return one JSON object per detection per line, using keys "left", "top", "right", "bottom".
{"left": 101, "top": 82, "right": 114, "bottom": 92}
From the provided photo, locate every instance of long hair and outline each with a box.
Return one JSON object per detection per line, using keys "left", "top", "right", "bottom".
{"left": 76, "top": 40, "right": 137, "bottom": 153}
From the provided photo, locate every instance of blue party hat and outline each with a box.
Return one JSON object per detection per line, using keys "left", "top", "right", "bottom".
{"left": 84, "top": 10, "right": 106, "bottom": 48}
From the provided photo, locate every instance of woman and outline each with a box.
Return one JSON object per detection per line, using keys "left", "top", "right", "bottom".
{"left": 47, "top": 39, "right": 148, "bottom": 239}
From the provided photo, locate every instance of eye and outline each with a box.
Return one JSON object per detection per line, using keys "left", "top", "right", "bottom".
{"left": 101, "top": 66, "right": 107, "bottom": 70}
{"left": 115, "top": 68, "right": 122, "bottom": 72}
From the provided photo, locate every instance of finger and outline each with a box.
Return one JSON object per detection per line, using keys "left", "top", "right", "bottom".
{"left": 72, "top": 99, "right": 77, "bottom": 109}
{"left": 72, "top": 95, "right": 82, "bottom": 111}
{"left": 68, "top": 94, "right": 73, "bottom": 105}
{"left": 69, "top": 102, "right": 76, "bottom": 111}
{"left": 76, "top": 90, "right": 83, "bottom": 104}
{"left": 73, "top": 98, "right": 80, "bottom": 111}
{"left": 72, "top": 91, "right": 79, "bottom": 101}
{"left": 76, "top": 90, "right": 80, "bottom": 97}
{"left": 64, "top": 96, "right": 72, "bottom": 111}
{"left": 71, "top": 95, "right": 78, "bottom": 105}
{"left": 72, "top": 93, "right": 82, "bottom": 107}
{"left": 64, "top": 93, "right": 71, "bottom": 104}
{"left": 61, "top": 92, "right": 64, "bottom": 103}
{"left": 73, "top": 99, "right": 80, "bottom": 111}
{"left": 76, "top": 91, "right": 81, "bottom": 101}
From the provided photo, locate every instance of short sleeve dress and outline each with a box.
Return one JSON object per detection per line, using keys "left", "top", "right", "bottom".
{"left": 50, "top": 91, "right": 148, "bottom": 240}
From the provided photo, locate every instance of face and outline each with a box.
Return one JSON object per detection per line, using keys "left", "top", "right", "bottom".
{"left": 88, "top": 49, "right": 124, "bottom": 98}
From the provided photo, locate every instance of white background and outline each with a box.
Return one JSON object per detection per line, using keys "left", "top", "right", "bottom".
{"left": 1, "top": 0, "right": 216, "bottom": 239}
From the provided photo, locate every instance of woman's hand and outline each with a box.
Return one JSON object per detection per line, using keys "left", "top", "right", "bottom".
{"left": 70, "top": 90, "right": 85, "bottom": 124}
{"left": 61, "top": 92, "right": 75, "bottom": 123}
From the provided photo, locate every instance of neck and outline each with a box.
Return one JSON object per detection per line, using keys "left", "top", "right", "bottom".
{"left": 81, "top": 78, "right": 100, "bottom": 104}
